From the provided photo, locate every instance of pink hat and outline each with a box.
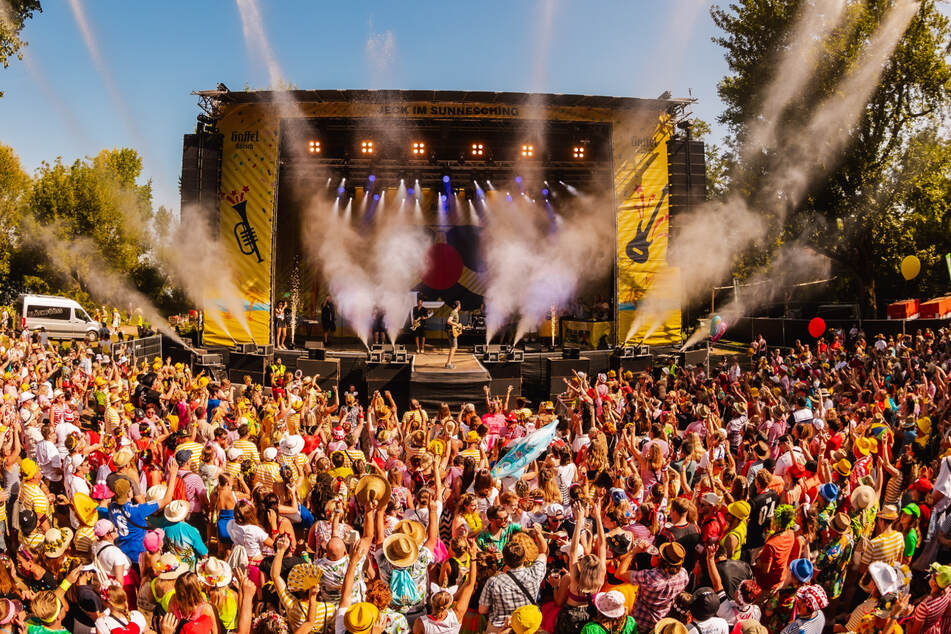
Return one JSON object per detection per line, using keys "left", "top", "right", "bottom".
{"left": 93, "top": 519, "right": 115, "bottom": 538}
{"left": 332, "top": 426, "right": 345, "bottom": 440}
{"left": 91, "top": 483, "right": 113, "bottom": 500}
{"left": 593, "top": 591, "right": 627, "bottom": 619}
{"left": 143, "top": 529, "right": 165, "bottom": 553}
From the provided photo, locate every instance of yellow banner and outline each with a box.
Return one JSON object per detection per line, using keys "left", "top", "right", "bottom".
{"left": 615, "top": 115, "right": 681, "bottom": 345}
{"left": 203, "top": 105, "right": 280, "bottom": 346}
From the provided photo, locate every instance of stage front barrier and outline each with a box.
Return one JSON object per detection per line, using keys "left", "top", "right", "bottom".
{"left": 726, "top": 317, "right": 949, "bottom": 348}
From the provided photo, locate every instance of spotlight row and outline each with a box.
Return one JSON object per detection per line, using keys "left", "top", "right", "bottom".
{"left": 306, "top": 139, "right": 586, "bottom": 159}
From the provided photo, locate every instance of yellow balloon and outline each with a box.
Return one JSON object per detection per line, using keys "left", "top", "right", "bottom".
{"left": 901, "top": 255, "right": 921, "bottom": 280}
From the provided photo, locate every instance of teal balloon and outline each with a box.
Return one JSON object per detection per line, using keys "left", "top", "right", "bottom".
{"left": 710, "top": 315, "right": 722, "bottom": 337}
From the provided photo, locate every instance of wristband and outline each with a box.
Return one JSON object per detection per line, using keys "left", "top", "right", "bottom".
{"left": 58, "top": 579, "right": 72, "bottom": 592}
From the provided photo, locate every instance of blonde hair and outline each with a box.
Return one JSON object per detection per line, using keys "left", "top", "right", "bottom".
{"left": 430, "top": 590, "right": 452, "bottom": 617}
{"left": 105, "top": 584, "right": 130, "bottom": 620}
{"left": 575, "top": 553, "right": 606, "bottom": 594}
{"left": 586, "top": 433, "right": 609, "bottom": 473}
{"left": 538, "top": 467, "right": 561, "bottom": 503}
{"left": 173, "top": 573, "right": 205, "bottom": 617}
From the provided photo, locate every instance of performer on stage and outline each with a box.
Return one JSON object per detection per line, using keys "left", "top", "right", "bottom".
{"left": 321, "top": 295, "right": 336, "bottom": 346}
{"left": 411, "top": 297, "right": 432, "bottom": 354}
{"left": 372, "top": 308, "right": 386, "bottom": 346}
{"left": 445, "top": 300, "right": 461, "bottom": 369}
{"left": 274, "top": 300, "right": 288, "bottom": 349}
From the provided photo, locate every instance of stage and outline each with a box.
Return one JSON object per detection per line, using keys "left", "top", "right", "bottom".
{"left": 409, "top": 352, "right": 492, "bottom": 411}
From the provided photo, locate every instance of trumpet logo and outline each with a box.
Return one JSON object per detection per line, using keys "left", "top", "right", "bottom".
{"left": 224, "top": 188, "right": 264, "bottom": 264}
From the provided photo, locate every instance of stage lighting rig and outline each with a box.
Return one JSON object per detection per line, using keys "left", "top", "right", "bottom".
{"left": 307, "top": 140, "right": 321, "bottom": 154}
{"left": 361, "top": 140, "right": 375, "bottom": 154}
{"left": 572, "top": 146, "right": 585, "bottom": 159}
{"left": 471, "top": 143, "right": 485, "bottom": 157}
{"left": 520, "top": 144, "right": 534, "bottom": 158}
{"left": 411, "top": 141, "right": 426, "bottom": 156}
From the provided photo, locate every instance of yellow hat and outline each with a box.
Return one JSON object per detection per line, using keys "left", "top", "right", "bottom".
{"left": 834, "top": 459, "right": 852, "bottom": 476}
{"left": 343, "top": 603, "right": 380, "bottom": 634}
{"left": 198, "top": 377, "right": 210, "bottom": 388}
{"left": 73, "top": 492, "right": 98, "bottom": 526}
{"left": 152, "top": 362, "right": 162, "bottom": 371}
{"left": 727, "top": 500, "right": 751, "bottom": 521}
{"left": 466, "top": 430, "right": 480, "bottom": 443}
{"left": 20, "top": 458, "right": 38, "bottom": 480}
{"left": 428, "top": 439, "right": 446, "bottom": 456}
{"left": 854, "top": 437, "right": 874, "bottom": 457}
{"left": 510, "top": 605, "right": 543, "bottom": 634}
{"left": 20, "top": 383, "right": 29, "bottom": 392}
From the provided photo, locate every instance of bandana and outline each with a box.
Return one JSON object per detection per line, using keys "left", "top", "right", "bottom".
{"left": 795, "top": 584, "right": 828, "bottom": 612}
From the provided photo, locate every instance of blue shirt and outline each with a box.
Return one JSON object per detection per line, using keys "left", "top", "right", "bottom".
{"left": 163, "top": 521, "right": 208, "bottom": 557}
{"left": 105, "top": 501, "right": 159, "bottom": 562}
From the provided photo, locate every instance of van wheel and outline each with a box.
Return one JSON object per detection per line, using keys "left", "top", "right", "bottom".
{"left": 86, "top": 331, "right": 99, "bottom": 342}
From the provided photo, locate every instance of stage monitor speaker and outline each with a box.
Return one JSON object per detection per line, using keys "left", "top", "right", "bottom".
{"left": 474, "top": 344, "right": 487, "bottom": 355}
{"left": 234, "top": 343, "right": 256, "bottom": 354}
{"left": 228, "top": 369, "right": 264, "bottom": 385}
{"left": 547, "top": 357, "right": 590, "bottom": 379}
{"left": 257, "top": 344, "right": 274, "bottom": 356}
{"left": 562, "top": 347, "right": 580, "bottom": 360}
{"left": 309, "top": 348, "right": 326, "bottom": 360}
{"left": 682, "top": 348, "right": 708, "bottom": 367}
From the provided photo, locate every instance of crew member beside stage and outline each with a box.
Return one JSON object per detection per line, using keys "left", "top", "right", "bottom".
{"left": 270, "top": 357, "right": 287, "bottom": 401}
{"left": 445, "top": 300, "right": 461, "bottom": 369}
{"left": 412, "top": 298, "right": 432, "bottom": 354}
{"left": 321, "top": 295, "right": 336, "bottom": 346}
{"left": 372, "top": 309, "right": 387, "bottom": 346}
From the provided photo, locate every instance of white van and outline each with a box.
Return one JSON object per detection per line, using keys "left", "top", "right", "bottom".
{"left": 16, "top": 294, "right": 101, "bottom": 341}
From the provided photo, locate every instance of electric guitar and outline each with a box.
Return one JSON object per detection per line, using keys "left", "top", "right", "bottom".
{"left": 410, "top": 311, "right": 432, "bottom": 332}
{"left": 449, "top": 322, "right": 470, "bottom": 338}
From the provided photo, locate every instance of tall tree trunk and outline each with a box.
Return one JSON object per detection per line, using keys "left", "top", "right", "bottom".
{"left": 860, "top": 276, "right": 877, "bottom": 317}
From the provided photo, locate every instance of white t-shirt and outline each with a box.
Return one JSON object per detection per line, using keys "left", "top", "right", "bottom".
{"left": 95, "top": 609, "right": 148, "bottom": 634}
{"left": 55, "top": 421, "right": 81, "bottom": 458}
{"left": 227, "top": 521, "right": 270, "bottom": 557}
{"left": 690, "top": 615, "right": 730, "bottom": 634}
{"left": 35, "top": 439, "right": 63, "bottom": 482}
{"left": 774, "top": 447, "right": 806, "bottom": 477}
{"left": 67, "top": 474, "right": 91, "bottom": 528}
{"left": 94, "top": 541, "right": 132, "bottom": 578}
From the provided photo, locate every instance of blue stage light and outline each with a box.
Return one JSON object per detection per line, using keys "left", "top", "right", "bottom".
{"left": 373, "top": 194, "right": 380, "bottom": 201}
{"left": 515, "top": 176, "right": 523, "bottom": 184}
{"left": 442, "top": 175, "right": 450, "bottom": 183}
{"left": 542, "top": 188, "right": 549, "bottom": 196}
{"left": 368, "top": 174, "right": 376, "bottom": 183}
{"left": 407, "top": 187, "right": 415, "bottom": 196}
{"left": 337, "top": 186, "right": 345, "bottom": 195}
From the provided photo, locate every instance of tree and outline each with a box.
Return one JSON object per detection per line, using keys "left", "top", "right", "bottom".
{"left": 0, "top": 142, "right": 30, "bottom": 284}
{"left": 0, "top": 0, "right": 42, "bottom": 98}
{"left": 712, "top": 0, "right": 951, "bottom": 313}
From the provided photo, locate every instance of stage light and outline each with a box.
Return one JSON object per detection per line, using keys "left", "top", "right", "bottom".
{"left": 337, "top": 186, "right": 345, "bottom": 195}
{"left": 368, "top": 174, "right": 376, "bottom": 183}
{"left": 373, "top": 194, "right": 380, "bottom": 201}
{"left": 505, "top": 193, "right": 513, "bottom": 202}
{"left": 361, "top": 140, "right": 374, "bottom": 154}
{"left": 572, "top": 146, "right": 585, "bottom": 159}
{"left": 515, "top": 175, "right": 523, "bottom": 185}
{"left": 520, "top": 144, "right": 534, "bottom": 158}
{"left": 407, "top": 187, "right": 414, "bottom": 196}
{"left": 471, "top": 143, "right": 485, "bottom": 157}
{"left": 442, "top": 175, "right": 451, "bottom": 183}
{"left": 412, "top": 141, "right": 425, "bottom": 156}
{"left": 542, "top": 188, "right": 549, "bottom": 196}
{"left": 307, "top": 140, "right": 321, "bottom": 154}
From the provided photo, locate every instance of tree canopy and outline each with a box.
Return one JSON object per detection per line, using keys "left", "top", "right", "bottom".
{"left": 0, "top": 0, "right": 41, "bottom": 98}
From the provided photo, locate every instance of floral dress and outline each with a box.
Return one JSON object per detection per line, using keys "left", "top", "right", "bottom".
{"left": 380, "top": 607, "right": 409, "bottom": 634}
{"left": 814, "top": 531, "right": 855, "bottom": 599}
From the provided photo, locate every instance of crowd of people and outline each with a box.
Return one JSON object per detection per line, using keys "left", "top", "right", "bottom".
{"left": 1, "top": 322, "right": 951, "bottom": 634}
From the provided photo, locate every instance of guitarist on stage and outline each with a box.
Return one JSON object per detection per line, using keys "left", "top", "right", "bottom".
{"left": 445, "top": 300, "right": 462, "bottom": 369}
{"left": 411, "top": 297, "right": 432, "bottom": 354}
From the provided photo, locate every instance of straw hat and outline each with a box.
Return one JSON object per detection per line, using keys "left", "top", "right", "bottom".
{"left": 354, "top": 474, "right": 391, "bottom": 508}
{"left": 43, "top": 527, "right": 73, "bottom": 558}
{"left": 394, "top": 519, "right": 426, "bottom": 547}
{"left": 73, "top": 492, "right": 98, "bottom": 527}
{"left": 654, "top": 619, "right": 688, "bottom": 634}
{"left": 113, "top": 447, "right": 134, "bottom": 468}
{"left": 197, "top": 557, "right": 233, "bottom": 588}
{"left": 428, "top": 439, "right": 446, "bottom": 456}
{"left": 287, "top": 562, "right": 323, "bottom": 593}
{"left": 877, "top": 504, "right": 900, "bottom": 521}
{"left": 659, "top": 542, "right": 686, "bottom": 567}
{"left": 146, "top": 484, "right": 167, "bottom": 503}
{"left": 154, "top": 553, "right": 188, "bottom": 580}
{"left": 164, "top": 500, "right": 189, "bottom": 523}
{"left": 850, "top": 485, "right": 876, "bottom": 511}
{"left": 509, "top": 531, "right": 539, "bottom": 563}
{"left": 382, "top": 532, "right": 418, "bottom": 568}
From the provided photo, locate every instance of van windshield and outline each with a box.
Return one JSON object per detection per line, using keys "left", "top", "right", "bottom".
{"left": 75, "top": 308, "right": 92, "bottom": 322}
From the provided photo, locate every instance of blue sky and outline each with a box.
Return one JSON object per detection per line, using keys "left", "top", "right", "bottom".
{"left": 0, "top": 0, "right": 728, "bottom": 213}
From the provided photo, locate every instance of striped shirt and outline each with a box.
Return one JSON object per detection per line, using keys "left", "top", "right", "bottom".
{"left": 232, "top": 439, "right": 260, "bottom": 463}
{"left": 176, "top": 441, "right": 204, "bottom": 472}
{"left": 225, "top": 460, "right": 243, "bottom": 479}
{"left": 912, "top": 591, "right": 950, "bottom": 634}
{"left": 277, "top": 585, "right": 334, "bottom": 632}
{"left": 863, "top": 529, "right": 904, "bottom": 567}
{"left": 104, "top": 407, "right": 120, "bottom": 436}
{"left": 255, "top": 461, "right": 281, "bottom": 490}
{"left": 19, "top": 481, "right": 49, "bottom": 518}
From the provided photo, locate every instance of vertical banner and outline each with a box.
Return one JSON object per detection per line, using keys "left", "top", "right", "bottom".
{"left": 203, "top": 105, "right": 280, "bottom": 346}
{"left": 615, "top": 114, "right": 681, "bottom": 345}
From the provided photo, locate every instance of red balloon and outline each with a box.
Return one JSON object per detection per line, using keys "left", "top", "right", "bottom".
{"left": 808, "top": 317, "right": 826, "bottom": 338}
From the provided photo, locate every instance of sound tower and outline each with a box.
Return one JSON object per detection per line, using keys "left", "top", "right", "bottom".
{"left": 180, "top": 131, "right": 223, "bottom": 230}
{"left": 666, "top": 135, "right": 706, "bottom": 240}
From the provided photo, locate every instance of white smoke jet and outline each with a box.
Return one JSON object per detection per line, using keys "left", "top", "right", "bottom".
{"left": 234, "top": 0, "right": 285, "bottom": 87}
{"left": 372, "top": 220, "right": 432, "bottom": 344}
{"left": 301, "top": 197, "right": 376, "bottom": 345}
{"left": 159, "top": 207, "right": 253, "bottom": 342}
{"left": 742, "top": 0, "right": 849, "bottom": 158}
{"left": 22, "top": 217, "right": 183, "bottom": 344}
{"left": 365, "top": 23, "right": 397, "bottom": 87}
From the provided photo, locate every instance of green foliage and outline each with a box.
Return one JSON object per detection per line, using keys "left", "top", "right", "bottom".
{"left": 0, "top": 0, "right": 41, "bottom": 98}
{"left": 711, "top": 0, "right": 951, "bottom": 312}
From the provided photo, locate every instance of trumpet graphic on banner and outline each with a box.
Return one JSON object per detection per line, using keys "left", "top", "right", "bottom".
{"left": 224, "top": 189, "right": 264, "bottom": 263}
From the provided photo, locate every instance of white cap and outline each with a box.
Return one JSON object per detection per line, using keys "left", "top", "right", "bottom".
{"left": 18, "top": 391, "right": 34, "bottom": 404}
{"left": 227, "top": 448, "right": 242, "bottom": 461}
{"left": 543, "top": 503, "right": 565, "bottom": 517}
{"left": 263, "top": 447, "right": 278, "bottom": 461}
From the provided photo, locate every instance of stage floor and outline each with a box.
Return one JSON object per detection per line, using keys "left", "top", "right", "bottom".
{"left": 412, "top": 351, "right": 484, "bottom": 372}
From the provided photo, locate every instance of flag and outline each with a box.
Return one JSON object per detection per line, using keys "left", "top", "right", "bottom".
{"left": 491, "top": 420, "right": 559, "bottom": 480}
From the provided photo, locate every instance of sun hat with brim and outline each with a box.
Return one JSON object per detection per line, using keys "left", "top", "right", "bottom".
{"left": 280, "top": 434, "right": 305, "bottom": 457}
{"left": 510, "top": 605, "right": 543, "bottom": 634}
{"left": 465, "top": 430, "right": 480, "bottom": 443}
{"left": 739, "top": 621, "right": 768, "bottom": 634}
{"left": 91, "top": 484, "right": 113, "bottom": 501}
{"left": 877, "top": 504, "right": 900, "bottom": 521}
{"left": 592, "top": 590, "right": 627, "bottom": 619}
{"left": 43, "top": 527, "right": 73, "bottom": 558}
{"left": 73, "top": 492, "right": 98, "bottom": 527}
{"left": 850, "top": 485, "right": 875, "bottom": 511}
{"left": 146, "top": 484, "right": 167, "bottom": 503}
{"left": 868, "top": 562, "right": 901, "bottom": 596}
{"left": 20, "top": 459, "right": 38, "bottom": 480}
{"left": 654, "top": 618, "right": 688, "bottom": 634}
{"left": 902, "top": 503, "right": 921, "bottom": 518}
{"left": 790, "top": 558, "right": 814, "bottom": 583}
{"left": 354, "top": 474, "right": 391, "bottom": 508}
{"left": 854, "top": 436, "right": 875, "bottom": 457}
{"left": 727, "top": 501, "right": 751, "bottom": 521}
{"left": 834, "top": 459, "right": 852, "bottom": 477}
{"left": 659, "top": 541, "right": 686, "bottom": 567}
{"left": 262, "top": 447, "right": 278, "bottom": 461}
{"left": 830, "top": 513, "right": 851, "bottom": 534}
{"left": 287, "top": 562, "right": 323, "bottom": 593}
{"left": 394, "top": 519, "right": 426, "bottom": 547}
{"left": 383, "top": 532, "right": 419, "bottom": 568}
{"left": 344, "top": 602, "right": 380, "bottom": 634}
{"left": 113, "top": 448, "right": 134, "bottom": 468}
{"left": 753, "top": 441, "right": 770, "bottom": 459}
{"left": 197, "top": 557, "right": 233, "bottom": 588}
{"left": 154, "top": 553, "right": 188, "bottom": 580}
{"left": 164, "top": 500, "right": 189, "bottom": 523}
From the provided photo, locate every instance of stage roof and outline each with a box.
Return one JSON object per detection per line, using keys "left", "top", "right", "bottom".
{"left": 193, "top": 88, "right": 695, "bottom": 112}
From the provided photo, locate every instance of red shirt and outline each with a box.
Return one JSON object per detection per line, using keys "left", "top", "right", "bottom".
{"left": 755, "top": 530, "right": 796, "bottom": 592}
